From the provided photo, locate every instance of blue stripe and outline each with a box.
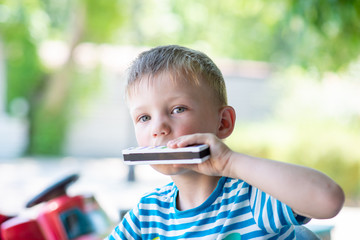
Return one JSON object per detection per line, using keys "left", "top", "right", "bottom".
{"left": 141, "top": 183, "right": 173, "bottom": 198}
{"left": 227, "top": 205, "right": 252, "bottom": 219}
{"left": 277, "top": 200, "right": 288, "bottom": 226}
{"left": 140, "top": 197, "right": 172, "bottom": 208}
{"left": 222, "top": 218, "right": 255, "bottom": 232}
{"left": 242, "top": 229, "right": 268, "bottom": 239}
{"left": 129, "top": 209, "right": 141, "bottom": 230}
{"left": 142, "top": 212, "right": 222, "bottom": 231}
{"left": 119, "top": 230, "right": 128, "bottom": 240}
{"left": 106, "top": 235, "right": 115, "bottom": 240}
{"left": 257, "top": 190, "right": 266, "bottom": 230}
{"left": 139, "top": 208, "right": 171, "bottom": 220}
{"left": 122, "top": 218, "right": 140, "bottom": 239}
{"left": 222, "top": 178, "right": 242, "bottom": 193}
{"left": 144, "top": 186, "right": 173, "bottom": 197}
{"left": 266, "top": 197, "right": 277, "bottom": 232}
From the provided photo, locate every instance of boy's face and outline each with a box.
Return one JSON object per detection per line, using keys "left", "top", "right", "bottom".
{"left": 127, "top": 72, "right": 222, "bottom": 175}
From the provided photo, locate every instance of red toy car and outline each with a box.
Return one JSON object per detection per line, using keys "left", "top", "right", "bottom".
{"left": 0, "top": 174, "right": 111, "bottom": 240}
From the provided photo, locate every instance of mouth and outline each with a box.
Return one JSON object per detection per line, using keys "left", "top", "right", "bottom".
{"left": 152, "top": 139, "right": 167, "bottom": 147}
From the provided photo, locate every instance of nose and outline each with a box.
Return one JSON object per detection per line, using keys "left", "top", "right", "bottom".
{"left": 151, "top": 117, "right": 171, "bottom": 138}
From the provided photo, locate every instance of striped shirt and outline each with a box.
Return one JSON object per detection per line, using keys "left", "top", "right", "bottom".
{"left": 106, "top": 177, "right": 309, "bottom": 240}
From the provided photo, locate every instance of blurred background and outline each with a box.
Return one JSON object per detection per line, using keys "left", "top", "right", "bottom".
{"left": 0, "top": 0, "right": 359, "bottom": 239}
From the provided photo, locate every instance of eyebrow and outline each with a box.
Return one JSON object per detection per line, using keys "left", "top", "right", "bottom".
{"left": 130, "top": 94, "right": 195, "bottom": 112}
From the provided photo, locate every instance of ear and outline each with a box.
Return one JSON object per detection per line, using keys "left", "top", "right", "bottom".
{"left": 217, "top": 106, "right": 236, "bottom": 139}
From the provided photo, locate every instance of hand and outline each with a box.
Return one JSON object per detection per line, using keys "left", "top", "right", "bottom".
{"left": 167, "top": 133, "right": 234, "bottom": 177}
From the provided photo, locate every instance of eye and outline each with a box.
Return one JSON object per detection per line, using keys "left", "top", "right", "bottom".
{"left": 172, "top": 106, "right": 187, "bottom": 114}
{"left": 138, "top": 115, "right": 151, "bottom": 122}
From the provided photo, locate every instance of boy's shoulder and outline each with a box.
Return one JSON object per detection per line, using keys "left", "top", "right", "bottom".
{"left": 139, "top": 182, "right": 176, "bottom": 204}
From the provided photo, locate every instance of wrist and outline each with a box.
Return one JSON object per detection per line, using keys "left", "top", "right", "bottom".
{"left": 223, "top": 152, "right": 251, "bottom": 180}
{"left": 221, "top": 150, "right": 237, "bottom": 178}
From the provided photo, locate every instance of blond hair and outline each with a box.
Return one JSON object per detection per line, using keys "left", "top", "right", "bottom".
{"left": 126, "top": 45, "right": 228, "bottom": 106}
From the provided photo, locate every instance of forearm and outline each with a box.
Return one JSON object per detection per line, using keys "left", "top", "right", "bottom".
{"left": 226, "top": 152, "right": 345, "bottom": 219}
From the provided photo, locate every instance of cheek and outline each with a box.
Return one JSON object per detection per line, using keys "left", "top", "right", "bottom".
{"left": 135, "top": 127, "right": 149, "bottom": 146}
{"left": 178, "top": 117, "right": 217, "bottom": 135}
{"left": 175, "top": 123, "right": 198, "bottom": 136}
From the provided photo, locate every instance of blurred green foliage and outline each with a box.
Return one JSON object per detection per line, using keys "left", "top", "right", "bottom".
{"left": 82, "top": 0, "right": 127, "bottom": 42}
{"left": 0, "top": 0, "right": 359, "bottom": 157}
{"left": 2, "top": 23, "right": 43, "bottom": 111}
{"left": 123, "top": 0, "right": 360, "bottom": 71}
{"left": 0, "top": 0, "right": 126, "bottom": 155}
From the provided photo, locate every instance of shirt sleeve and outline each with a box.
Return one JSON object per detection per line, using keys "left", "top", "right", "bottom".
{"left": 104, "top": 207, "right": 142, "bottom": 240}
{"left": 248, "top": 185, "right": 311, "bottom": 234}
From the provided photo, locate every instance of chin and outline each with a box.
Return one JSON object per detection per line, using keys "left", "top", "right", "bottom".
{"left": 150, "top": 164, "right": 189, "bottom": 176}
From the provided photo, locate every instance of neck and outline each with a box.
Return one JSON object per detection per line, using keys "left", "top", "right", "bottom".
{"left": 171, "top": 173, "right": 221, "bottom": 211}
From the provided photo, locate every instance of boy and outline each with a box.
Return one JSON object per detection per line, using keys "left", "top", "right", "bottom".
{"left": 106, "top": 45, "right": 344, "bottom": 239}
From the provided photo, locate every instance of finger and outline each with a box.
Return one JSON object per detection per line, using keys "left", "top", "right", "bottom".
{"left": 168, "top": 133, "right": 208, "bottom": 148}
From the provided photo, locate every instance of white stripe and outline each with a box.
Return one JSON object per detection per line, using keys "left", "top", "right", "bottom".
{"left": 253, "top": 188, "right": 262, "bottom": 225}
{"left": 282, "top": 203, "right": 295, "bottom": 225}
{"left": 272, "top": 196, "right": 281, "bottom": 230}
